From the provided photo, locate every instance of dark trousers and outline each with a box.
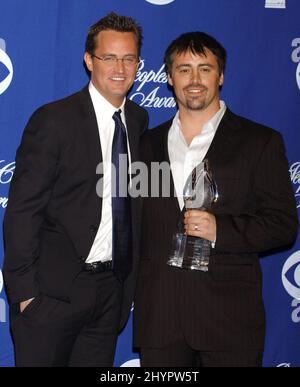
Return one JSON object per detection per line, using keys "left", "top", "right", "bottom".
{"left": 140, "top": 338, "right": 263, "bottom": 367}
{"left": 10, "top": 270, "right": 123, "bottom": 367}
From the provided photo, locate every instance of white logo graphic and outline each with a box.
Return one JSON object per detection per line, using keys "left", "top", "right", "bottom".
{"left": 131, "top": 60, "right": 176, "bottom": 108}
{"left": 0, "top": 160, "right": 15, "bottom": 184}
{"left": 0, "top": 38, "right": 13, "bottom": 95}
{"left": 291, "top": 38, "right": 300, "bottom": 91}
{"left": 291, "top": 298, "right": 300, "bottom": 323}
{"left": 145, "top": 0, "right": 175, "bottom": 5}
{"left": 282, "top": 251, "right": 300, "bottom": 300}
{"left": 0, "top": 270, "right": 6, "bottom": 322}
{"left": 0, "top": 196, "right": 8, "bottom": 208}
{"left": 297, "top": 62, "right": 300, "bottom": 90}
{"left": 0, "top": 160, "right": 15, "bottom": 209}
{"left": 289, "top": 162, "right": 300, "bottom": 209}
{"left": 277, "top": 363, "right": 291, "bottom": 367}
{"left": 120, "top": 358, "right": 141, "bottom": 367}
{"left": 0, "top": 270, "right": 3, "bottom": 293}
{"left": 265, "top": 0, "right": 286, "bottom": 8}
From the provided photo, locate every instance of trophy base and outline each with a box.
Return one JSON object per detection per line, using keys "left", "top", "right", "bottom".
{"left": 167, "top": 257, "right": 209, "bottom": 272}
{"left": 167, "top": 234, "right": 210, "bottom": 272}
{"left": 167, "top": 256, "right": 183, "bottom": 268}
{"left": 181, "top": 260, "right": 209, "bottom": 272}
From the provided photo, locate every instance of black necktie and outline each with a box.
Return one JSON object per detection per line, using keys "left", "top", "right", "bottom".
{"left": 111, "top": 110, "right": 132, "bottom": 280}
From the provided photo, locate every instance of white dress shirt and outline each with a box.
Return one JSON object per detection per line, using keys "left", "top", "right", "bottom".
{"left": 86, "top": 82, "right": 131, "bottom": 263}
{"left": 168, "top": 101, "right": 226, "bottom": 210}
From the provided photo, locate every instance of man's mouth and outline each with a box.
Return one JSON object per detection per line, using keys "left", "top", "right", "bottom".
{"left": 185, "top": 85, "right": 206, "bottom": 94}
{"left": 110, "top": 76, "right": 126, "bottom": 82}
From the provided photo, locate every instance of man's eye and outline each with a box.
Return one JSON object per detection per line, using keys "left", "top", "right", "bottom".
{"left": 124, "top": 57, "right": 136, "bottom": 64}
{"left": 179, "top": 68, "right": 190, "bottom": 73}
{"left": 103, "top": 56, "right": 115, "bottom": 62}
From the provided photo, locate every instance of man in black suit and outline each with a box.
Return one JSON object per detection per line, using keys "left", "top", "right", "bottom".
{"left": 133, "top": 32, "right": 298, "bottom": 367}
{"left": 3, "top": 12, "right": 148, "bottom": 367}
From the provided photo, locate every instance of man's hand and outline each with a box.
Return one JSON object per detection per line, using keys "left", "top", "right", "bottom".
{"left": 20, "top": 298, "right": 35, "bottom": 313}
{"left": 184, "top": 210, "right": 216, "bottom": 243}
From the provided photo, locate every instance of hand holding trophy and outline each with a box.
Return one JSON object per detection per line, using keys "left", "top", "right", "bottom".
{"left": 167, "top": 159, "right": 218, "bottom": 272}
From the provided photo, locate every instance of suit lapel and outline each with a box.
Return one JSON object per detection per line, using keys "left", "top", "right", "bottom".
{"left": 204, "top": 108, "right": 241, "bottom": 172}
{"left": 78, "top": 86, "right": 103, "bottom": 171}
{"left": 158, "top": 121, "right": 181, "bottom": 214}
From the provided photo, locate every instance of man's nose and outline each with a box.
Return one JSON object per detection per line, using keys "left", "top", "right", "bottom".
{"left": 115, "top": 58, "right": 125, "bottom": 72}
{"left": 190, "top": 68, "right": 201, "bottom": 83}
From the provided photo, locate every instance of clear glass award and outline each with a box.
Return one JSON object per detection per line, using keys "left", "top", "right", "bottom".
{"left": 167, "top": 159, "right": 218, "bottom": 272}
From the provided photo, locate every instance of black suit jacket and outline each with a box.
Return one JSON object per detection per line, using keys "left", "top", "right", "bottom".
{"left": 133, "top": 109, "right": 298, "bottom": 351}
{"left": 3, "top": 86, "right": 148, "bottom": 329}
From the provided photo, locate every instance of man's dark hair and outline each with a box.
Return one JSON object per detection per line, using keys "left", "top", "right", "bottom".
{"left": 85, "top": 12, "right": 143, "bottom": 56}
{"left": 164, "top": 31, "right": 227, "bottom": 75}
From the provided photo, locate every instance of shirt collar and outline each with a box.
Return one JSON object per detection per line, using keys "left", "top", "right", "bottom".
{"left": 204, "top": 100, "right": 226, "bottom": 134}
{"left": 173, "top": 100, "right": 227, "bottom": 141}
{"left": 88, "top": 81, "right": 126, "bottom": 128}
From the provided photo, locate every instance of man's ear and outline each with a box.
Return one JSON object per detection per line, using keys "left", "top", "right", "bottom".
{"left": 219, "top": 72, "right": 224, "bottom": 87}
{"left": 167, "top": 72, "right": 173, "bottom": 87}
{"left": 84, "top": 52, "right": 93, "bottom": 72}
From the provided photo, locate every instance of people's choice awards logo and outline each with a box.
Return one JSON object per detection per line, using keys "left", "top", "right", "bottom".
{"left": 291, "top": 38, "right": 300, "bottom": 91}
{"left": 0, "top": 269, "right": 6, "bottom": 322}
{"left": 131, "top": 60, "right": 176, "bottom": 109}
{"left": 289, "top": 162, "right": 300, "bottom": 209}
{"left": 0, "top": 38, "right": 13, "bottom": 95}
{"left": 145, "top": 0, "right": 175, "bottom": 5}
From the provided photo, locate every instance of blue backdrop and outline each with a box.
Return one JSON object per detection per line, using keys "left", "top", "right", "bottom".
{"left": 0, "top": 0, "right": 299, "bottom": 367}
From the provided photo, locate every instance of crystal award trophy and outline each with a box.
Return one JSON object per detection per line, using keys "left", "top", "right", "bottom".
{"left": 167, "top": 159, "right": 218, "bottom": 272}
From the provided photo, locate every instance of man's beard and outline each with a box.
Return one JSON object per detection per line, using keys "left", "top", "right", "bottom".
{"left": 184, "top": 84, "right": 208, "bottom": 111}
{"left": 186, "top": 98, "right": 207, "bottom": 110}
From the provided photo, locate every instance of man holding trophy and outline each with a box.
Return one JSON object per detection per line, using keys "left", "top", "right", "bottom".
{"left": 133, "top": 31, "right": 298, "bottom": 367}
